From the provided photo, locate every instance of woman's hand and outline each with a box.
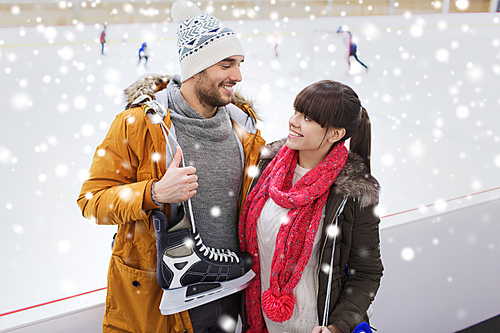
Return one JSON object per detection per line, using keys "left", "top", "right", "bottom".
{"left": 311, "top": 325, "right": 343, "bottom": 333}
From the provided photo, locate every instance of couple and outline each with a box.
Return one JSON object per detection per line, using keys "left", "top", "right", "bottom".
{"left": 77, "top": 1, "right": 383, "bottom": 333}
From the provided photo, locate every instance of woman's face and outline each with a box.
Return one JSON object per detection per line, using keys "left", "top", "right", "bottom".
{"left": 286, "top": 111, "right": 331, "bottom": 152}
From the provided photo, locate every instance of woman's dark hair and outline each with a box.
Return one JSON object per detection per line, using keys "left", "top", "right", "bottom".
{"left": 293, "top": 80, "right": 372, "bottom": 173}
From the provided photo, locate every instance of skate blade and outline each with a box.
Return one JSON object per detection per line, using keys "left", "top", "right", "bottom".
{"left": 159, "top": 270, "right": 255, "bottom": 315}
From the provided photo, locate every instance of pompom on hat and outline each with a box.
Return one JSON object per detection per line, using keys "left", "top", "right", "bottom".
{"left": 171, "top": 0, "right": 245, "bottom": 82}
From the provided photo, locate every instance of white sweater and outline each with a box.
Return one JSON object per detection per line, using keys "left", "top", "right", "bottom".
{"left": 257, "top": 164, "right": 325, "bottom": 333}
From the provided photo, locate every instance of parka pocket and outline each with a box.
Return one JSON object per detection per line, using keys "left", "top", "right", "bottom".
{"left": 105, "top": 255, "right": 183, "bottom": 333}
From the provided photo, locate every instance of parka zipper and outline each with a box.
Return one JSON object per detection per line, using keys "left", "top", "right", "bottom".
{"left": 318, "top": 196, "right": 348, "bottom": 280}
{"left": 237, "top": 131, "right": 259, "bottom": 201}
{"left": 317, "top": 196, "right": 348, "bottom": 324}
{"left": 245, "top": 159, "right": 265, "bottom": 199}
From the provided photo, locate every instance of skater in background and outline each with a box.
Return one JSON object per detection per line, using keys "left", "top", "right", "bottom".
{"left": 100, "top": 25, "right": 106, "bottom": 54}
{"left": 337, "top": 26, "right": 368, "bottom": 71}
{"left": 77, "top": 0, "right": 264, "bottom": 332}
{"left": 240, "top": 80, "right": 383, "bottom": 333}
{"left": 273, "top": 33, "right": 279, "bottom": 57}
{"left": 138, "top": 42, "right": 149, "bottom": 67}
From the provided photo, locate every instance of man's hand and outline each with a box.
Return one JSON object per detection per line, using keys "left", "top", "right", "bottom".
{"left": 153, "top": 146, "right": 198, "bottom": 204}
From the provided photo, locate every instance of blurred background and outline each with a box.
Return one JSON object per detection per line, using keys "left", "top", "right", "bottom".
{"left": 1, "top": 0, "right": 499, "bottom": 27}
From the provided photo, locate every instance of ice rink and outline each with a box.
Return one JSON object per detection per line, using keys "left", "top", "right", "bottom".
{"left": 1, "top": 11, "right": 500, "bottom": 332}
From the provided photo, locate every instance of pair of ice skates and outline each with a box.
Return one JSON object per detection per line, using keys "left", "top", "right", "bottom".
{"left": 152, "top": 206, "right": 255, "bottom": 315}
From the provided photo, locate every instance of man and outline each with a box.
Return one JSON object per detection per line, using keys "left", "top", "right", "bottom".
{"left": 77, "top": 1, "right": 265, "bottom": 332}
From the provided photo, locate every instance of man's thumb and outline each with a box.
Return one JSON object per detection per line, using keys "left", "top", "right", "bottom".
{"left": 168, "top": 146, "right": 182, "bottom": 169}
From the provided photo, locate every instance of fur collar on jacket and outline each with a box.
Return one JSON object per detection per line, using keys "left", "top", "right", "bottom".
{"left": 260, "top": 138, "right": 380, "bottom": 209}
{"left": 123, "top": 73, "right": 257, "bottom": 116}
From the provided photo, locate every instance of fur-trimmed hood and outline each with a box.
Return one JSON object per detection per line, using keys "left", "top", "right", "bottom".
{"left": 123, "top": 73, "right": 257, "bottom": 114}
{"left": 259, "top": 138, "right": 380, "bottom": 209}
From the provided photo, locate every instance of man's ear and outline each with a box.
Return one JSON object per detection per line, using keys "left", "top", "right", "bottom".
{"left": 328, "top": 128, "right": 346, "bottom": 143}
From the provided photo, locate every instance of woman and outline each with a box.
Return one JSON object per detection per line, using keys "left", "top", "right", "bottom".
{"left": 239, "top": 80, "right": 383, "bottom": 333}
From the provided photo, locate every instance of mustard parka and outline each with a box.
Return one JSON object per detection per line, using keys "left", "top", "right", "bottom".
{"left": 77, "top": 74, "right": 265, "bottom": 333}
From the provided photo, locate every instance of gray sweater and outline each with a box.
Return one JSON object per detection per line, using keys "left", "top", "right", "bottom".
{"left": 166, "top": 77, "right": 242, "bottom": 252}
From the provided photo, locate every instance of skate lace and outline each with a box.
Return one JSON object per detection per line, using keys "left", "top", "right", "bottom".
{"left": 194, "top": 234, "right": 240, "bottom": 263}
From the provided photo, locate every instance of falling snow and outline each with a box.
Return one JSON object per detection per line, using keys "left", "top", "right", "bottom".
{"left": 12, "top": 223, "right": 25, "bottom": 235}
{"left": 1, "top": 10, "right": 499, "bottom": 332}
{"left": 210, "top": 206, "right": 221, "bottom": 217}
{"left": 218, "top": 315, "right": 237, "bottom": 332}
{"left": 119, "top": 187, "right": 133, "bottom": 201}
{"left": 401, "top": 247, "right": 415, "bottom": 261}
{"left": 326, "top": 224, "right": 340, "bottom": 238}
{"left": 57, "top": 239, "right": 72, "bottom": 253}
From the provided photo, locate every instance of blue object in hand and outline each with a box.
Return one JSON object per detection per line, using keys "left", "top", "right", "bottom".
{"left": 353, "top": 322, "right": 372, "bottom": 333}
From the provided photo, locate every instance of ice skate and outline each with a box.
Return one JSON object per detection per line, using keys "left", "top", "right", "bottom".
{"left": 152, "top": 208, "right": 255, "bottom": 315}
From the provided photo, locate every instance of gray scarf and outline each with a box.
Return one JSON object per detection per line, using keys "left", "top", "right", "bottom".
{"left": 166, "top": 76, "right": 243, "bottom": 252}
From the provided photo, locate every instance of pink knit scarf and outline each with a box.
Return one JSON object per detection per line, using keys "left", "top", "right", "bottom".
{"left": 239, "top": 142, "right": 348, "bottom": 332}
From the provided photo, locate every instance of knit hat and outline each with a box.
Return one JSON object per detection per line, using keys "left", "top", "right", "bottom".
{"left": 171, "top": 0, "right": 245, "bottom": 82}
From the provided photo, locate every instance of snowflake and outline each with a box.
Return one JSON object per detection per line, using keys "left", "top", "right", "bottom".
{"left": 55, "top": 164, "right": 69, "bottom": 178}
{"left": 381, "top": 153, "right": 395, "bottom": 167}
{"left": 11, "top": 93, "right": 32, "bottom": 110}
{"left": 119, "top": 187, "right": 133, "bottom": 201}
{"left": 373, "top": 205, "right": 386, "bottom": 218}
{"left": 455, "top": 0, "right": 470, "bottom": 11}
{"left": 218, "top": 315, "right": 236, "bottom": 332}
{"left": 57, "top": 239, "right": 71, "bottom": 253}
{"left": 81, "top": 123, "right": 95, "bottom": 137}
{"left": 326, "top": 224, "right": 340, "bottom": 238}
{"left": 73, "top": 96, "right": 88, "bottom": 110}
{"left": 210, "top": 206, "right": 221, "bottom": 217}
{"left": 455, "top": 105, "right": 469, "bottom": 119}
{"left": 494, "top": 155, "right": 500, "bottom": 168}
{"left": 13, "top": 223, "right": 25, "bottom": 235}
{"left": 434, "top": 199, "right": 447, "bottom": 212}
{"left": 435, "top": 49, "right": 449, "bottom": 63}
{"left": 400, "top": 247, "right": 415, "bottom": 261}
{"left": 0, "top": 146, "right": 13, "bottom": 165}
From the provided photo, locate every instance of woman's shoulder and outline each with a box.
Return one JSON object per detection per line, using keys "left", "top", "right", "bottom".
{"left": 259, "top": 138, "right": 287, "bottom": 164}
{"left": 333, "top": 152, "right": 380, "bottom": 209}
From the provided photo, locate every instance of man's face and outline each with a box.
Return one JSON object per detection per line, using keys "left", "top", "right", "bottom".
{"left": 193, "top": 55, "right": 244, "bottom": 109}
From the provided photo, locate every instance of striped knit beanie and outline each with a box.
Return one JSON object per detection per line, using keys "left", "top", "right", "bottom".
{"left": 171, "top": 0, "right": 245, "bottom": 82}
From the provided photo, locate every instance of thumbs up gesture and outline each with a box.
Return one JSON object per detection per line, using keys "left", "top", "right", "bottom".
{"left": 153, "top": 146, "right": 198, "bottom": 204}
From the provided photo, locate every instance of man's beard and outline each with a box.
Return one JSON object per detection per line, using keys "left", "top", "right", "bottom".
{"left": 194, "top": 71, "right": 232, "bottom": 109}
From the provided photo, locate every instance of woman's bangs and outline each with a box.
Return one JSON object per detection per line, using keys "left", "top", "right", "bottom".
{"left": 294, "top": 88, "right": 323, "bottom": 127}
{"left": 294, "top": 83, "right": 343, "bottom": 128}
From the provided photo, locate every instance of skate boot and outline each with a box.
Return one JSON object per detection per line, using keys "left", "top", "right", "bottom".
{"left": 152, "top": 208, "right": 255, "bottom": 315}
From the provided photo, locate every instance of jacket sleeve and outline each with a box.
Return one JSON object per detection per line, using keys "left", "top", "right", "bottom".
{"left": 77, "top": 112, "right": 154, "bottom": 225}
{"left": 329, "top": 203, "right": 384, "bottom": 332}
